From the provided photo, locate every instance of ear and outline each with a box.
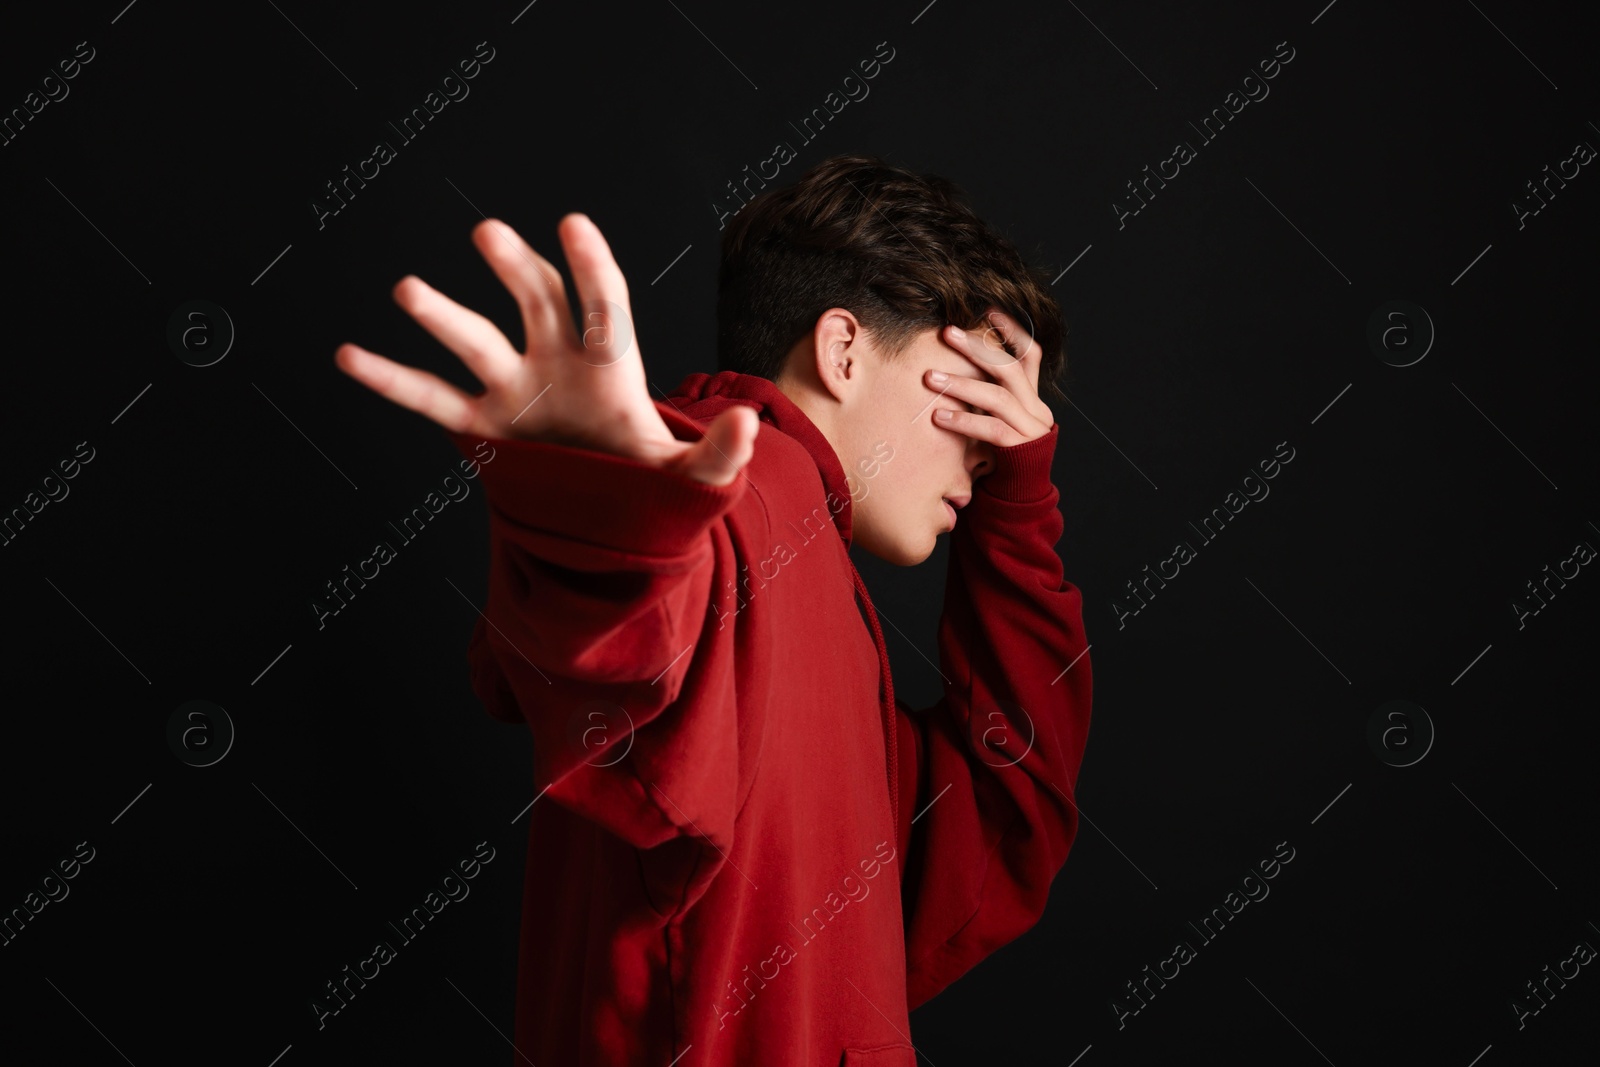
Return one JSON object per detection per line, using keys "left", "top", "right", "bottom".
{"left": 811, "top": 308, "right": 867, "bottom": 405}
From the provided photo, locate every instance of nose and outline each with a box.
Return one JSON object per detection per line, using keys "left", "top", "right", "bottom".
{"left": 965, "top": 435, "right": 996, "bottom": 481}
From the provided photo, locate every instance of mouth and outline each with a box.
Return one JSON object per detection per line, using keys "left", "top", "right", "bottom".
{"left": 941, "top": 494, "right": 970, "bottom": 530}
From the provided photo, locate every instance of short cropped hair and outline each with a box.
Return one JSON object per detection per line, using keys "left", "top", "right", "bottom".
{"left": 715, "top": 153, "right": 1069, "bottom": 405}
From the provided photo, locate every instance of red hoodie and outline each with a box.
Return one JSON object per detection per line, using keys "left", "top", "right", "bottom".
{"left": 445, "top": 370, "right": 1092, "bottom": 1066}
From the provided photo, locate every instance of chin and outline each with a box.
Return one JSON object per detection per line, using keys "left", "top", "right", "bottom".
{"left": 865, "top": 533, "right": 937, "bottom": 567}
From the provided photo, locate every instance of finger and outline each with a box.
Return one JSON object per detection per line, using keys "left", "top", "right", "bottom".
{"left": 960, "top": 309, "right": 1038, "bottom": 388}
{"left": 335, "top": 343, "right": 480, "bottom": 433}
{"left": 944, "top": 323, "right": 1025, "bottom": 401}
{"left": 932, "top": 406, "right": 1030, "bottom": 449}
{"left": 955, "top": 314, "right": 1024, "bottom": 376}
{"left": 558, "top": 213, "right": 641, "bottom": 369}
{"left": 927, "top": 370, "right": 1047, "bottom": 439}
{"left": 392, "top": 275, "right": 523, "bottom": 390}
{"left": 472, "top": 218, "right": 581, "bottom": 355}
{"left": 983, "top": 309, "right": 1044, "bottom": 396}
{"left": 674, "top": 405, "right": 758, "bottom": 487}
{"left": 945, "top": 318, "right": 1052, "bottom": 423}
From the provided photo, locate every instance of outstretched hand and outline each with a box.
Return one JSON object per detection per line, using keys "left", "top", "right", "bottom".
{"left": 335, "top": 214, "right": 757, "bottom": 487}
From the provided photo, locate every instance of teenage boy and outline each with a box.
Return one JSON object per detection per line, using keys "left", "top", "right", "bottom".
{"left": 335, "top": 154, "right": 1093, "bottom": 1066}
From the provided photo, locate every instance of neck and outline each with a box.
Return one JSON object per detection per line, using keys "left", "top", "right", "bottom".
{"left": 775, "top": 375, "right": 845, "bottom": 473}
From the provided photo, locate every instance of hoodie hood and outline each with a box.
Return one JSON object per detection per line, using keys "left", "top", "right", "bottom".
{"left": 664, "top": 370, "right": 856, "bottom": 546}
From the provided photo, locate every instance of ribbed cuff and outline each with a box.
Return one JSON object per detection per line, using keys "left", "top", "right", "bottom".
{"left": 979, "top": 423, "right": 1059, "bottom": 503}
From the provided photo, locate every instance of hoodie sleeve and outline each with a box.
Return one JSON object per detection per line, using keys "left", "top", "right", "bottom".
{"left": 891, "top": 423, "right": 1094, "bottom": 1009}
{"left": 444, "top": 404, "right": 753, "bottom": 853}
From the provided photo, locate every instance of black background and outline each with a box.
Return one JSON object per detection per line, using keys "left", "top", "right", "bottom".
{"left": 2, "top": 1, "right": 1596, "bottom": 1064}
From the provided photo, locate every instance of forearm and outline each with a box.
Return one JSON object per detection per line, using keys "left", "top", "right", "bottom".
{"left": 898, "top": 424, "right": 1095, "bottom": 1005}
{"left": 447, "top": 421, "right": 752, "bottom": 848}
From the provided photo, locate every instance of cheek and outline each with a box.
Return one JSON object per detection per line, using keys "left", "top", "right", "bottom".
{"left": 872, "top": 455, "right": 937, "bottom": 517}
{"left": 904, "top": 425, "right": 956, "bottom": 481}
{"left": 923, "top": 418, "right": 970, "bottom": 473}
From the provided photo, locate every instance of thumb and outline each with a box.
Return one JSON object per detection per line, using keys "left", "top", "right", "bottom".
{"left": 676, "top": 404, "right": 758, "bottom": 487}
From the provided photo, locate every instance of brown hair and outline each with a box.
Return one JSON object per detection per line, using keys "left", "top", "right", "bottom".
{"left": 715, "top": 153, "right": 1069, "bottom": 405}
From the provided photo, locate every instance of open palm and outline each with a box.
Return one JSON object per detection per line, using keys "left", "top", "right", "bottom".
{"left": 335, "top": 214, "right": 757, "bottom": 487}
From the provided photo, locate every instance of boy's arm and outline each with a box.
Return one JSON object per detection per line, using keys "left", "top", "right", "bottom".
{"left": 334, "top": 214, "right": 764, "bottom": 854}
{"left": 893, "top": 421, "right": 1094, "bottom": 1009}
{"left": 443, "top": 406, "right": 756, "bottom": 853}
{"left": 891, "top": 310, "right": 1093, "bottom": 1007}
